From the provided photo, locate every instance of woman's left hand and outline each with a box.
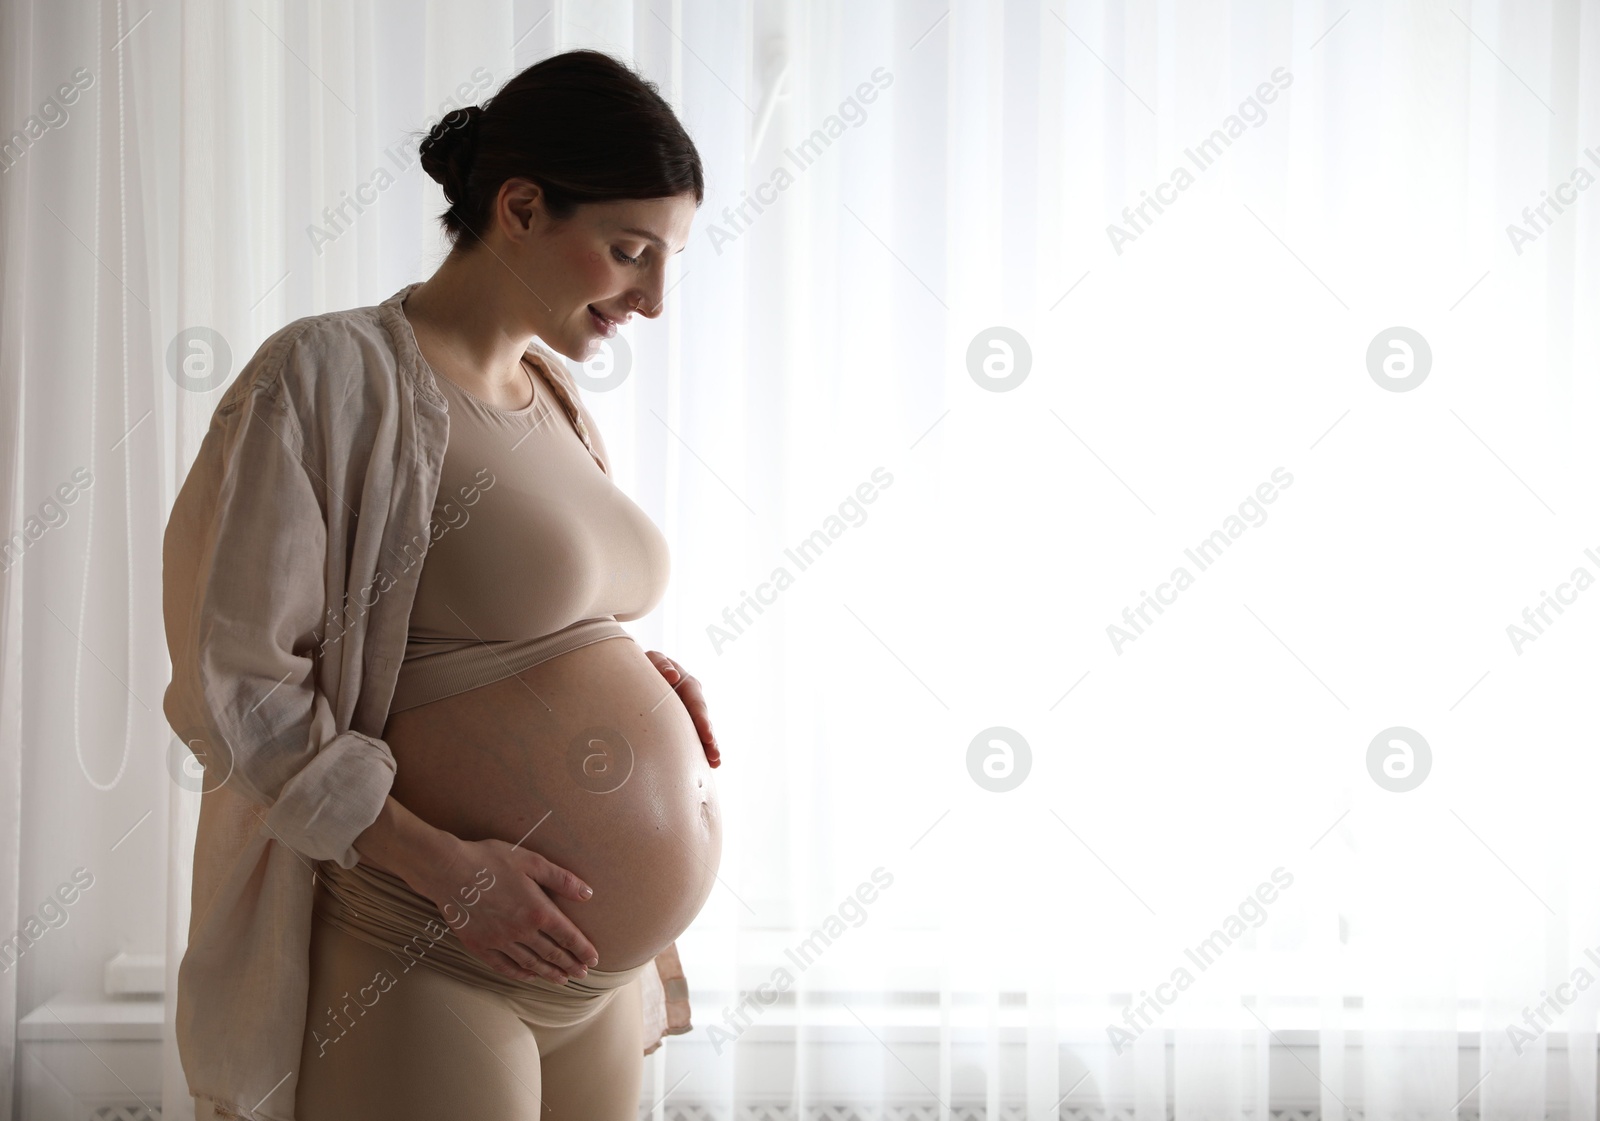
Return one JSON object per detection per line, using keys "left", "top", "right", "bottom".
{"left": 645, "top": 650, "right": 720, "bottom": 767}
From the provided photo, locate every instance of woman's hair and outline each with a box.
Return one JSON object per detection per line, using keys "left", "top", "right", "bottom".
{"left": 416, "top": 49, "right": 704, "bottom": 248}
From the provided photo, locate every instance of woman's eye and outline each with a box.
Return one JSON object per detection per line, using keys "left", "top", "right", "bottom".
{"left": 612, "top": 247, "right": 642, "bottom": 265}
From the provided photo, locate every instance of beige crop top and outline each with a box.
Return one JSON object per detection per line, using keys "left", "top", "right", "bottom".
{"left": 388, "top": 347, "right": 671, "bottom": 713}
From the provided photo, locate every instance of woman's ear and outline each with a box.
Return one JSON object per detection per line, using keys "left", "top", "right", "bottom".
{"left": 494, "top": 177, "right": 546, "bottom": 240}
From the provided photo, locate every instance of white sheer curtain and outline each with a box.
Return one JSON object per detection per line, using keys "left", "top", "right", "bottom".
{"left": 2, "top": 1, "right": 1598, "bottom": 1119}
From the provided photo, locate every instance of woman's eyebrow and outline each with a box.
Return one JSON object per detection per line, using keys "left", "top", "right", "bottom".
{"left": 619, "top": 226, "right": 686, "bottom": 254}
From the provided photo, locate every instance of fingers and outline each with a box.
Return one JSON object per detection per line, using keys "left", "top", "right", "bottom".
{"left": 518, "top": 934, "right": 588, "bottom": 977}
{"left": 519, "top": 855, "right": 601, "bottom": 967}
{"left": 524, "top": 850, "right": 595, "bottom": 903}
{"left": 673, "top": 670, "right": 705, "bottom": 710}
{"left": 646, "top": 651, "right": 721, "bottom": 765}
{"left": 502, "top": 934, "right": 588, "bottom": 980}
{"left": 486, "top": 946, "right": 571, "bottom": 985}
{"left": 542, "top": 918, "right": 600, "bottom": 971}
{"left": 645, "top": 649, "right": 680, "bottom": 683}
{"left": 673, "top": 674, "right": 720, "bottom": 764}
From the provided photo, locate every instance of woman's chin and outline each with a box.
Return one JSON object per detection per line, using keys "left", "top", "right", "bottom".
{"left": 538, "top": 338, "right": 580, "bottom": 364}
{"left": 548, "top": 331, "right": 603, "bottom": 364}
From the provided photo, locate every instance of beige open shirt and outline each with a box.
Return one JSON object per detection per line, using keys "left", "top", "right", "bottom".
{"left": 162, "top": 282, "right": 691, "bottom": 1121}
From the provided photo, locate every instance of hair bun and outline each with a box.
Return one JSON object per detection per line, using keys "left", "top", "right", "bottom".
{"left": 419, "top": 104, "right": 484, "bottom": 201}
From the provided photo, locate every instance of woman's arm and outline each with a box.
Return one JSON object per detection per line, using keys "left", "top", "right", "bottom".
{"left": 350, "top": 795, "right": 463, "bottom": 884}
{"left": 162, "top": 338, "right": 397, "bottom": 868}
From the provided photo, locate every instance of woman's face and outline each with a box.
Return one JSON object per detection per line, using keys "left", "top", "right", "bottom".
{"left": 503, "top": 188, "right": 698, "bottom": 362}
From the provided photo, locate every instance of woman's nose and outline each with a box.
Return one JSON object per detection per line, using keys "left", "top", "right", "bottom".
{"left": 633, "top": 269, "right": 668, "bottom": 318}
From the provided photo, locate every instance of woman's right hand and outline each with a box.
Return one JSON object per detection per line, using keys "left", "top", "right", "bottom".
{"left": 417, "top": 835, "right": 601, "bottom": 985}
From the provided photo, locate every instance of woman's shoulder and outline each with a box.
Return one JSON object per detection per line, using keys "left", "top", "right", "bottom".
{"left": 216, "top": 300, "right": 402, "bottom": 421}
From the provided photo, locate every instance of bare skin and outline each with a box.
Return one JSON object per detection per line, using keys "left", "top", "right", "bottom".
{"left": 381, "top": 637, "right": 721, "bottom": 975}
{"left": 400, "top": 180, "right": 696, "bottom": 407}
{"left": 351, "top": 181, "right": 715, "bottom": 985}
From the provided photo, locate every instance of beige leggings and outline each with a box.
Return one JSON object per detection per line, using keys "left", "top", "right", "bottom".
{"left": 294, "top": 860, "right": 648, "bottom": 1120}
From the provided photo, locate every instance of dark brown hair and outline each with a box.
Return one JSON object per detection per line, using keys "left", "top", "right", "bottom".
{"left": 416, "top": 49, "right": 704, "bottom": 248}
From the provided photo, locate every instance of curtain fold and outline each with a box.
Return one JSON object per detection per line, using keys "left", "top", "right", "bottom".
{"left": 0, "top": 1, "right": 1597, "bottom": 1119}
{"left": 0, "top": 8, "right": 25, "bottom": 1116}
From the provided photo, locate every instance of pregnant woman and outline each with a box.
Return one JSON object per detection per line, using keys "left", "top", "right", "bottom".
{"left": 161, "top": 51, "right": 720, "bottom": 1121}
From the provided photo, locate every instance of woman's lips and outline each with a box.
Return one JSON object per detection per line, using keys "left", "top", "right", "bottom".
{"left": 588, "top": 306, "right": 617, "bottom": 338}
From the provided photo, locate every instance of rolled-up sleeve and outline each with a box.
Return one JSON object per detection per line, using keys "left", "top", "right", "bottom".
{"left": 163, "top": 358, "right": 396, "bottom": 869}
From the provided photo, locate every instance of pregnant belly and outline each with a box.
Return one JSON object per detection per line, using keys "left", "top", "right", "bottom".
{"left": 381, "top": 634, "right": 723, "bottom": 971}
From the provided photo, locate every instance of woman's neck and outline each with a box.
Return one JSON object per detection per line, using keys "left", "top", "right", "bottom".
{"left": 401, "top": 251, "right": 538, "bottom": 405}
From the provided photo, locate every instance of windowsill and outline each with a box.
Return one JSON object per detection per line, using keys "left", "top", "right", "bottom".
{"left": 18, "top": 996, "right": 165, "bottom": 1042}
{"left": 22, "top": 991, "right": 1583, "bottom": 1053}
{"left": 683, "top": 990, "right": 1590, "bottom": 1048}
